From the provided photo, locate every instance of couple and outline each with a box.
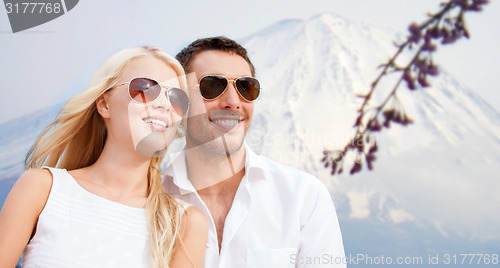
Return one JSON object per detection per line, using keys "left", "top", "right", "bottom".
{"left": 0, "top": 37, "right": 345, "bottom": 267}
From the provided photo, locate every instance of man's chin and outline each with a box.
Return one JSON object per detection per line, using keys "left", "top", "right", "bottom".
{"left": 186, "top": 130, "right": 245, "bottom": 156}
{"left": 221, "top": 135, "right": 245, "bottom": 154}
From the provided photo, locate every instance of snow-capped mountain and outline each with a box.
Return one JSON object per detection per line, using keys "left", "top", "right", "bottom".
{"left": 242, "top": 13, "right": 500, "bottom": 243}
{"left": 1, "top": 12, "right": 499, "bottom": 263}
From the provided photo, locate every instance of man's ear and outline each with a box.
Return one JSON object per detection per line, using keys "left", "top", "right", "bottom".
{"left": 96, "top": 93, "right": 111, "bottom": 118}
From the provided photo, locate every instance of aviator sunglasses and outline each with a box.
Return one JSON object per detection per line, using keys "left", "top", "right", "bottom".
{"left": 113, "top": 77, "right": 189, "bottom": 116}
{"left": 197, "top": 75, "right": 261, "bottom": 102}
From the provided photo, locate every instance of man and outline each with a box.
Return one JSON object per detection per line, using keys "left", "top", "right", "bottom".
{"left": 163, "top": 36, "right": 346, "bottom": 267}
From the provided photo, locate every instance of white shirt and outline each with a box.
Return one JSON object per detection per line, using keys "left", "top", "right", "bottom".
{"left": 22, "top": 167, "right": 151, "bottom": 268}
{"left": 163, "top": 144, "right": 346, "bottom": 268}
{"left": 22, "top": 167, "right": 190, "bottom": 268}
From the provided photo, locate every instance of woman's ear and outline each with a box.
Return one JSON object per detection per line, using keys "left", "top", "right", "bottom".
{"left": 96, "top": 93, "right": 111, "bottom": 118}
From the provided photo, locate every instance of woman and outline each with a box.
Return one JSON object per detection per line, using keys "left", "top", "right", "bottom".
{"left": 0, "top": 46, "right": 208, "bottom": 267}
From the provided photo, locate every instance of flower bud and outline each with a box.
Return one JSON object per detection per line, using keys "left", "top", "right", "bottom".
{"left": 408, "top": 23, "right": 422, "bottom": 43}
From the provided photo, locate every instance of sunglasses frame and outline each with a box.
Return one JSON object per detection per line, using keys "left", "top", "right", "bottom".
{"left": 196, "top": 75, "right": 261, "bottom": 102}
{"left": 113, "top": 77, "right": 189, "bottom": 116}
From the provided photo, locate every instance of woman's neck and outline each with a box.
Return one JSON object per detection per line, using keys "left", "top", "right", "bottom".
{"left": 85, "top": 138, "right": 151, "bottom": 199}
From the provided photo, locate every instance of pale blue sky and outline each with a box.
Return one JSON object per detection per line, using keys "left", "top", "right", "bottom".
{"left": 0, "top": 0, "right": 498, "bottom": 124}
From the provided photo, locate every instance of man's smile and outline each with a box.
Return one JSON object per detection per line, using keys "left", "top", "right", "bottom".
{"left": 209, "top": 110, "right": 244, "bottom": 131}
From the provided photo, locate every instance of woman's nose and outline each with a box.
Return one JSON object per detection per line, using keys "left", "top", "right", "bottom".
{"left": 152, "top": 89, "right": 172, "bottom": 111}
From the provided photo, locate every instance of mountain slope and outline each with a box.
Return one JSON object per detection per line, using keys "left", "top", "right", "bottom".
{"left": 243, "top": 13, "right": 500, "bottom": 241}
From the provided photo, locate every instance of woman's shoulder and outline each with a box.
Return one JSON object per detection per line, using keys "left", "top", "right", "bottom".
{"left": 0, "top": 168, "right": 54, "bottom": 267}
{"left": 14, "top": 168, "right": 54, "bottom": 210}
{"left": 181, "top": 206, "right": 208, "bottom": 231}
{"left": 17, "top": 168, "right": 53, "bottom": 193}
{"left": 170, "top": 206, "right": 208, "bottom": 268}
{"left": 2, "top": 168, "right": 54, "bottom": 224}
{"left": 171, "top": 198, "right": 206, "bottom": 227}
{"left": 174, "top": 198, "right": 192, "bottom": 212}
{"left": 183, "top": 206, "right": 205, "bottom": 220}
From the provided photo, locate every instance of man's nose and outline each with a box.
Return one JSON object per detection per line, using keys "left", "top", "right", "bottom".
{"left": 218, "top": 81, "right": 241, "bottom": 110}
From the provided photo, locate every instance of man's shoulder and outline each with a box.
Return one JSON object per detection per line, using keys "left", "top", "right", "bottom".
{"left": 251, "top": 153, "right": 336, "bottom": 217}
{"left": 251, "top": 153, "right": 325, "bottom": 189}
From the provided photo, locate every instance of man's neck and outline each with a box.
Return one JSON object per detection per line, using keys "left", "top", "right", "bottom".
{"left": 185, "top": 138, "right": 246, "bottom": 193}
{"left": 184, "top": 138, "right": 247, "bottom": 253}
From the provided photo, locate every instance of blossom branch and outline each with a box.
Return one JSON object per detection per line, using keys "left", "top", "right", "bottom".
{"left": 322, "top": 0, "right": 489, "bottom": 175}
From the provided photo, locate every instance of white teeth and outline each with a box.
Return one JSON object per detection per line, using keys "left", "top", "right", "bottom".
{"left": 144, "top": 118, "right": 167, "bottom": 128}
{"left": 212, "top": 119, "right": 240, "bottom": 127}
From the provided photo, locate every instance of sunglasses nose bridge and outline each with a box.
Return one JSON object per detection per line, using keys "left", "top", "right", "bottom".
{"left": 222, "top": 78, "right": 242, "bottom": 100}
{"left": 229, "top": 79, "right": 242, "bottom": 96}
{"left": 150, "top": 87, "right": 173, "bottom": 109}
{"left": 225, "top": 78, "right": 237, "bottom": 91}
{"left": 218, "top": 87, "right": 243, "bottom": 112}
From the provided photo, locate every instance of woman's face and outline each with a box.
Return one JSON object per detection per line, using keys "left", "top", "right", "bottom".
{"left": 103, "top": 55, "right": 184, "bottom": 157}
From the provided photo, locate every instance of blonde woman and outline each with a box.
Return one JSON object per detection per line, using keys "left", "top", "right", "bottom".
{"left": 0, "top": 46, "right": 208, "bottom": 267}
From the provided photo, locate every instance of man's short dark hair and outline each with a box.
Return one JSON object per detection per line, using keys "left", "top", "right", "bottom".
{"left": 176, "top": 36, "right": 256, "bottom": 77}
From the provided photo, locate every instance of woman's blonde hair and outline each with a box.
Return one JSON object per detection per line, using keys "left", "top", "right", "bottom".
{"left": 25, "top": 46, "right": 188, "bottom": 267}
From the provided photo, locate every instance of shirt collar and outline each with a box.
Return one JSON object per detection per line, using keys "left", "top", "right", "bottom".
{"left": 243, "top": 142, "right": 272, "bottom": 180}
{"left": 164, "top": 150, "right": 197, "bottom": 195}
{"left": 165, "top": 142, "right": 270, "bottom": 195}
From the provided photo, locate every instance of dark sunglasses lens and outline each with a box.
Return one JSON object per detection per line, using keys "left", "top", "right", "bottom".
{"left": 199, "top": 76, "right": 228, "bottom": 100}
{"left": 236, "top": 77, "right": 260, "bottom": 101}
{"left": 129, "top": 78, "right": 161, "bottom": 103}
{"left": 168, "top": 88, "right": 189, "bottom": 116}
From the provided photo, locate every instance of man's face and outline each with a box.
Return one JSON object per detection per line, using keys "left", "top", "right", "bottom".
{"left": 185, "top": 50, "right": 255, "bottom": 155}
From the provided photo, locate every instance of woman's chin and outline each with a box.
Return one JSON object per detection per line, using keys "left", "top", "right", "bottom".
{"left": 133, "top": 129, "right": 177, "bottom": 157}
